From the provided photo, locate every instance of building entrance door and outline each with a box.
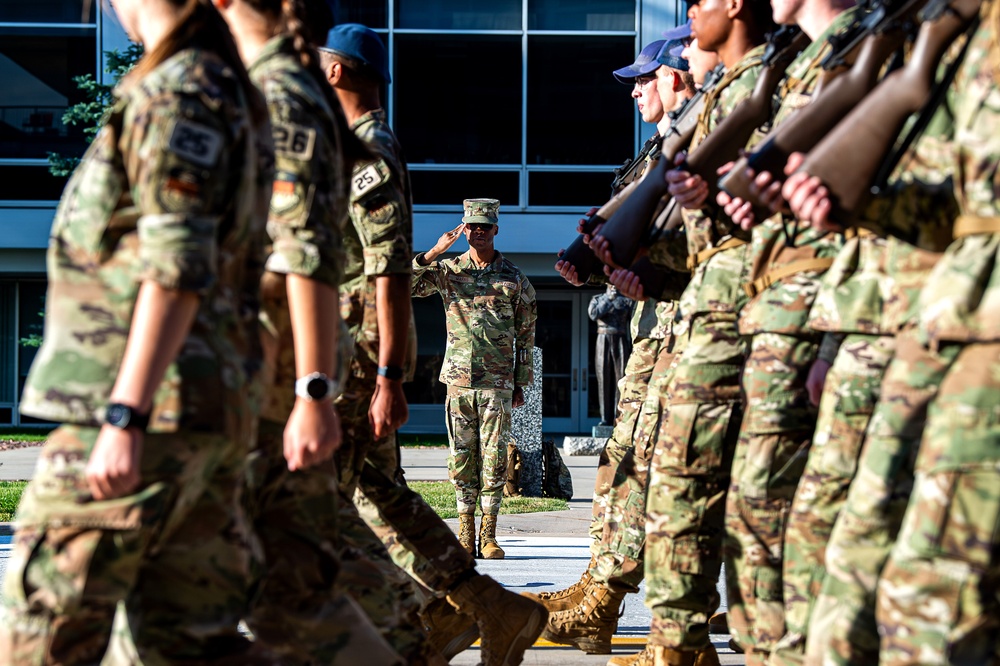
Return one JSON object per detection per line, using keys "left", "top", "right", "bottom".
{"left": 536, "top": 291, "right": 600, "bottom": 434}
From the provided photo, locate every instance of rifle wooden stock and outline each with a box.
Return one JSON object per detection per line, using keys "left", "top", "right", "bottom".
{"left": 587, "top": 95, "right": 707, "bottom": 269}
{"left": 628, "top": 257, "right": 691, "bottom": 302}
{"left": 719, "top": 0, "right": 928, "bottom": 212}
{"left": 799, "top": 0, "right": 980, "bottom": 226}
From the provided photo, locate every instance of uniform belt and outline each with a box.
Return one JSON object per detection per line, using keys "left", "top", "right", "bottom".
{"left": 597, "top": 326, "right": 626, "bottom": 335}
{"left": 686, "top": 237, "right": 748, "bottom": 271}
{"left": 953, "top": 215, "right": 1000, "bottom": 237}
{"left": 843, "top": 226, "right": 876, "bottom": 240}
{"left": 741, "top": 257, "right": 835, "bottom": 299}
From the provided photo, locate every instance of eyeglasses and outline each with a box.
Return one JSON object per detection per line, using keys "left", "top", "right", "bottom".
{"left": 633, "top": 76, "right": 656, "bottom": 91}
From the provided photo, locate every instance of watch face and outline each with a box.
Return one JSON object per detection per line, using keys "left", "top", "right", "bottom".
{"left": 106, "top": 404, "right": 130, "bottom": 428}
{"left": 306, "top": 376, "right": 330, "bottom": 400}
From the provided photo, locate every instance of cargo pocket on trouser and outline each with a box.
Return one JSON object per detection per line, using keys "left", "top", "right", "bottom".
{"left": 2, "top": 481, "right": 169, "bottom": 665}
{"left": 878, "top": 467, "right": 1000, "bottom": 666}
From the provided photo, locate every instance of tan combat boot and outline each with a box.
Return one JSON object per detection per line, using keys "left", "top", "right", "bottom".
{"left": 540, "top": 582, "right": 626, "bottom": 654}
{"left": 458, "top": 514, "right": 476, "bottom": 555}
{"left": 651, "top": 644, "right": 721, "bottom": 666}
{"left": 607, "top": 644, "right": 654, "bottom": 666}
{"left": 478, "top": 514, "right": 505, "bottom": 559}
{"left": 420, "top": 595, "right": 480, "bottom": 660}
{"left": 522, "top": 567, "right": 595, "bottom": 612}
{"left": 446, "top": 574, "right": 548, "bottom": 666}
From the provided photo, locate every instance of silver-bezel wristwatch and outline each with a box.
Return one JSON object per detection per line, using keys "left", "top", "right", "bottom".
{"left": 294, "top": 372, "right": 339, "bottom": 402}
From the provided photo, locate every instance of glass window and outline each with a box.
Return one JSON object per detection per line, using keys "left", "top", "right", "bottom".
{"left": 0, "top": 166, "right": 69, "bottom": 201}
{"left": 0, "top": 282, "right": 14, "bottom": 407}
{"left": 404, "top": 297, "right": 447, "bottom": 405}
{"left": 330, "top": 0, "right": 388, "bottom": 29}
{"left": 395, "top": 34, "right": 521, "bottom": 165}
{"left": 527, "top": 35, "right": 634, "bottom": 165}
{"left": 529, "top": 171, "right": 616, "bottom": 206}
{"left": 528, "top": 0, "right": 634, "bottom": 31}
{"left": 17, "top": 281, "right": 44, "bottom": 399}
{"left": 535, "top": 299, "right": 573, "bottom": 418}
{"left": 396, "top": 0, "right": 521, "bottom": 30}
{"left": 0, "top": 33, "right": 96, "bottom": 160}
{"left": 410, "top": 170, "right": 519, "bottom": 207}
{"left": 0, "top": 0, "right": 96, "bottom": 24}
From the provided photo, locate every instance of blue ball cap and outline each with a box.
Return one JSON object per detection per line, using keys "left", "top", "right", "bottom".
{"left": 612, "top": 40, "right": 666, "bottom": 84}
{"left": 320, "top": 23, "right": 391, "bottom": 83}
{"left": 662, "top": 20, "right": 693, "bottom": 43}
{"left": 656, "top": 39, "right": 689, "bottom": 72}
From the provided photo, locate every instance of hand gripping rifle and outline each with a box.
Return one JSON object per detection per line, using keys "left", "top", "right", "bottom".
{"left": 557, "top": 78, "right": 712, "bottom": 282}
{"left": 795, "top": 0, "right": 981, "bottom": 228}
{"left": 718, "top": 0, "right": 930, "bottom": 214}
{"left": 596, "top": 27, "right": 810, "bottom": 270}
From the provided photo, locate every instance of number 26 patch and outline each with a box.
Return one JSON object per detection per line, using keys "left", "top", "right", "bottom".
{"left": 273, "top": 122, "right": 316, "bottom": 161}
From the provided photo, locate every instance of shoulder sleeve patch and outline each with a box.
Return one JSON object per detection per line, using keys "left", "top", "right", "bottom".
{"left": 168, "top": 120, "right": 223, "bottom": 167}
{"left": 352, "top": 163, "right": 386, "bottom": 198}
{"left": 273, "top": 122, "right": 317, "bottom": 161}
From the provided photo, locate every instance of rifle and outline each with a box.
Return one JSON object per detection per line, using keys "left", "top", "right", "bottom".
{"left": 795, "top": 0, "right": 981, "bottom": 227}
{"left": 557, "top": 79, "right": 712, "bottom": 282}
{"left": 596, "top": 27, "right": 810, "bottom": 270}
{"left": 611, "top": 135, "right": 661, "bottom": 193}
{"left": 718, "top": 0, "right": 928, "bottom": 214}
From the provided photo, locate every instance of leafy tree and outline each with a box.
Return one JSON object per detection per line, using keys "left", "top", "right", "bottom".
{"left": 47, "top": 44, "right": 144, "bottom": 177}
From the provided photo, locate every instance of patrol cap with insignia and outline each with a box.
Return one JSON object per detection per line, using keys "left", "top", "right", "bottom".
{"left": 612, "top": 40, "right": 666, "bottom": 84}
{"left": 320, "top": 23, "right": 391, "bottom": 83}
{"left": 462, "top": 198, "right": 500, "bottom": 225}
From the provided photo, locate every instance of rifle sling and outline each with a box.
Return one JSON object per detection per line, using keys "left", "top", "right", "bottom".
{"left": 741, "top": 257, "right": 835, "bottom": 298}
{"left": 686, "top": 237, "right": 748, "bottom": 270}
{"left": 953, "top": 215, "right": 1000, "bottom": 237}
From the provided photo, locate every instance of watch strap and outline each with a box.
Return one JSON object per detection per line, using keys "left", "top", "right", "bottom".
{"left": 377, "top": 365, "right": 405, "bottom": 380}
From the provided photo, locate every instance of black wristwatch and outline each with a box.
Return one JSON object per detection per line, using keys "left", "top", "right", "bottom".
{"left": 377, "top": 365, "right": 405, "bottom": 381}
{"left": 105, "top": 403, "right": 151, "bottom": 431}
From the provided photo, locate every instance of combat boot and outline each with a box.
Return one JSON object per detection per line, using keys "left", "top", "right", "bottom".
{"left": 446, "top": 573, "right": 547, "bottom": 666}
{"left": 522, "top": 567, "right": 594, "bottom": 612}
{"left": 541, "top": 582, "right": 626, "bottom": 654}
{"left": 478, "top": 514, "right": 504, "bottom": 559}
{"left": 420, "top": 595, "right": 479, "bottom": 660}
{"left": 607, "top": 644, "right": 654, "bottom": 666}
{"left": 458, "top": 514, "right": 476, "bottom": 555}
{"left": 651, "top": 644, "right": 721, "bottom": 666}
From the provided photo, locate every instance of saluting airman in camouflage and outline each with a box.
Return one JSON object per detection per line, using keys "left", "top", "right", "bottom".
{"left": 0, "top": 4, "right": 274, "bottom": 662}
{"left": 412, "top": 198, "right": 537, "bottom": 562}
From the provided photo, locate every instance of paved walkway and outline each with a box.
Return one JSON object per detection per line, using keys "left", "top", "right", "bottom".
{"left": 0, "top": 444, "right": 743, "bottom": 665}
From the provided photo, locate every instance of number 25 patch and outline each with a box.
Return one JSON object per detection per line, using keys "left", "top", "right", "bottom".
{"left": 273, "top": 122, "right": 316, "bottom": 161}
{"left": 168, "top": 120, "right": 223, "bottom": 167}
{"left": 352, "top": 164, "right": 385, "bottom": 197}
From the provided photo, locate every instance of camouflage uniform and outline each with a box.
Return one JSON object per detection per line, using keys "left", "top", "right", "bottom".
{"left": 644, "top": 45, "right": 765, "bottom": 652}
{"left": 242, "top": 37, "right": 403, "bottom": 664}
{"left": 412, "top": 226, "right": 537, "bottom": 516}
{"left": 796, "top": 43, "right": 963, "bottom": 665}
{"left": 0, "top": 47, "right": 272, "bottom": 665}
{"left": 875, "top": 11, "right": 1000, "bottom": 664}
{"left": 721, "top": 12, "right": 860, "bottom": 661}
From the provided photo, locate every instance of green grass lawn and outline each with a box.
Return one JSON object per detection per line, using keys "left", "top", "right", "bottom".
{"left": 408, "top": 481, "right": 567, "bottom": 520}
{"left": 0, "top": 480, "right": 565, "bottom": 524}
{"left": 0, "top": 481, "right": 27, "bottom": 522}
{"left": 398, "top": 433, "right": 448, "bottom": 448}
{"left": 0, "top": 427, "right": 52, "bottom": 443}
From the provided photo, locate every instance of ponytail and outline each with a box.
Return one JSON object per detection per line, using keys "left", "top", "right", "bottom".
{"left": 278, "top": 0, "right": 373, "bottom": 169}
{"left": 124, "top": 0, "right": 268, "bottom": 128}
